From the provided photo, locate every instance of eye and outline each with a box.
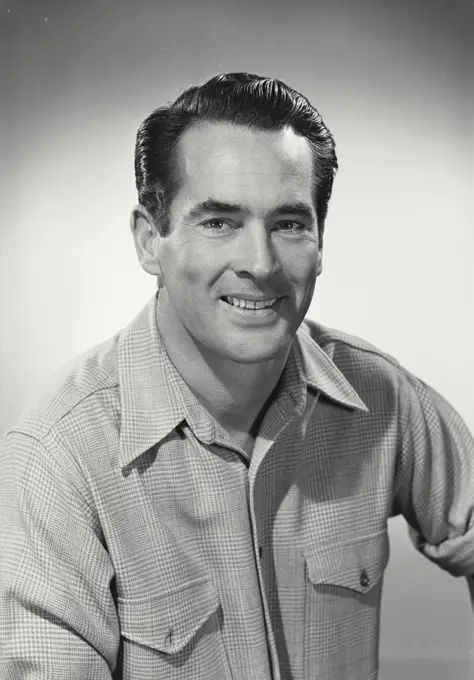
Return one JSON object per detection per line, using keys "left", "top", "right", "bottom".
{"left": 275, "top": 220, "right": 306, "bottom": 233}
{"left": 202, "top": 218, "right": 234, "bottom": 231}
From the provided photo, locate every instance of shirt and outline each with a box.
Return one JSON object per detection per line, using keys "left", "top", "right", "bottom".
{"left": 1, "top": 295, "right": 473, "bottom": 680}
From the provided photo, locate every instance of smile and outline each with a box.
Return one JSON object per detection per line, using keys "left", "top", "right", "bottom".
{"left": 221, "top": 296, "right": 278, "bottom": 310}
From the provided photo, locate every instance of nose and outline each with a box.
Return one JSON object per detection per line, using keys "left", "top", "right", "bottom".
{"left": 232, "top": 222, "right": 277, "bottom": 280}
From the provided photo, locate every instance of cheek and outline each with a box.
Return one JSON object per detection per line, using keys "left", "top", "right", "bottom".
{"left": 161, "top": 239, "right": 198, "bottom": 283}
{"left": 280, "top": 243, "right": 320, "bottom": 285}
{"left": 161, "top": 239, "right": 220, "bottom": 292}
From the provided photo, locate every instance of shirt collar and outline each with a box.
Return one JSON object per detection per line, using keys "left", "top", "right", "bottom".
{"left": 118, "top": 295, "right": 216, "bottom": 468}
{"left": 118, "top": 297, "right": 367, "bottom": 468}
{"left": 296, "top": 320, "right": 369, "bottom": 413}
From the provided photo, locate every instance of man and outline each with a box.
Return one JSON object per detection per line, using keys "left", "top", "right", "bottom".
{"left": 0, "top": 72, "right": 473, "bottom": 680}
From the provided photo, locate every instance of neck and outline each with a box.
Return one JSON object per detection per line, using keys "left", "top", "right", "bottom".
{"left": 156, "top": 294, "right": 290, "bottom": 437}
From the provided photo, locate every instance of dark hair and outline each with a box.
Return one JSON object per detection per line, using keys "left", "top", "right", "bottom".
{"left": 135, "top": 72, "right": 338, "bottom": 240}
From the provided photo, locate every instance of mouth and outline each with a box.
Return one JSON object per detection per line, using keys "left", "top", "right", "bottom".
{"left": 218, "top": 295, "right": 287, "bottom": 327}
{"left": 220, "top": 295, "right": 280, "bottom": 311}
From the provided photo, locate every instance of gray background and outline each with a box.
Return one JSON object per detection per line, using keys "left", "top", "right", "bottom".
{"left": 1, "top": 1, "right": 473, "bottom": 677}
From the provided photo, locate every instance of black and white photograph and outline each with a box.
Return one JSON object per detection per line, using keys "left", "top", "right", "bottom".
{"left": 1, "top": 1, "right": 473, "bottom": 678}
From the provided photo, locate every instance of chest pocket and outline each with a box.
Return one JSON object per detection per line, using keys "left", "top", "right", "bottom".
{"left": 117, "top": 576, "right": 232, "bottom": 679}
{"left": 303, "top": 530, "right": 389, "bottom": 680}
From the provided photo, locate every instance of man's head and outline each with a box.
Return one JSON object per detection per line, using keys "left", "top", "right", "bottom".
{"left": 131, "top": 73, "right": 337, "bottom": 365}
{"left": 134, "top": 72, "right": 337, "bottom": 243}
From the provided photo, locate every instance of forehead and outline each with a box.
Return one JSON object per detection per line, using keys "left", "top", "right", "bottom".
{"left": 173, "top": 122, "right": 315, "bottom": 210}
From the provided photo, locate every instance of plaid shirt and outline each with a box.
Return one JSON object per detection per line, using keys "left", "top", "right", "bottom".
{"left": 1, "top": 295, "right": 473, "bottom": 680}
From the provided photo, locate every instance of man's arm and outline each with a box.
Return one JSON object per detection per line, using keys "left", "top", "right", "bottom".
{"left": 0, "top": 431, "right": 120, "bottom": 678}
{"left": 393, "top": 370, "right": 474, "bottom": 600}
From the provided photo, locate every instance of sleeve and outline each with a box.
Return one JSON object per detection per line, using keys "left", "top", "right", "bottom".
{"left": 0, "top": 431, "right": 120, "bottom": 678}
{"left": 393, "top": 369, "right": 474, "bottom": 597}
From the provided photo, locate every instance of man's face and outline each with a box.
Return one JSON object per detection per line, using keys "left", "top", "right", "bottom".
{"left": 157, "top": 121, "right": 322, "bottom": 364}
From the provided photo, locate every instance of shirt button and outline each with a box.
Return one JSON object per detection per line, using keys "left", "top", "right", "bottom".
{"left": 259, "top": 546, "right": 263, "bottom": 559}
{"left": 360, "top": 569, "right": 370, "bottom": 588}
{"left": 164, "top": 628, "right": 173, "bottom": 646}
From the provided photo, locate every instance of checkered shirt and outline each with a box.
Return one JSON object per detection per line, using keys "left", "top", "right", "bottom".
{"left": 1, "top": 295, "right": 473, "bottom": 679}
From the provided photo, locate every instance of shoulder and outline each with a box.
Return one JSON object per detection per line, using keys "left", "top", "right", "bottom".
{"left": 301, "top": 318, "right": 402, "bottom": 370}
{"left": 299, "top": 318, "right": 408, "bottom": 400}
{"left": 6, "top": 332, "right": 122, "bottom": 444}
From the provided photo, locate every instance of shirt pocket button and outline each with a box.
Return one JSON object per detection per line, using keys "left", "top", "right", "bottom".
{"left": 360, "top": 569, "right": 371, "bottom": 588}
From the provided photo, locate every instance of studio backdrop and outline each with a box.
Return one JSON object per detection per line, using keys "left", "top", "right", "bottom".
{"left": 1, "top": 1, "right": 473, "bottom": 677}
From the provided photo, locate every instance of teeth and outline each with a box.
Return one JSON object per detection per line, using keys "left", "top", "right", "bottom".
{"left": 225, "top": 296, "right": 277, "bottom": 309}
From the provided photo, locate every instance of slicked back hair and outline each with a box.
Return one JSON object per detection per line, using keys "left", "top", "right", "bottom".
{"left": 135, "top": 72, "right": 338, "bottom": 241}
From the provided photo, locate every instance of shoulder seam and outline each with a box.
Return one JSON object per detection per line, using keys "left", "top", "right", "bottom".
{"left": 311, "top": 327, "right": 402, "bottom": 372}
{"left": 8, "top": 383, "right": 119, "bottom": 443}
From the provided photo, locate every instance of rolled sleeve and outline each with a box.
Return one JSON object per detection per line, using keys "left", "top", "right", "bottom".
{"left": 0, "top": 431, "right": 120, "bottom": 678}
{"left": 394, "top": 370, "right": 474, "bottom": 578}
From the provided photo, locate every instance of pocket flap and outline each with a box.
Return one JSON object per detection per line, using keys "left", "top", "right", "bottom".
{"left": 304, "top": 531, "right": 389, "bottom": 594}
{"left": 117, "top": 576, "right": 220, "bottom": 654}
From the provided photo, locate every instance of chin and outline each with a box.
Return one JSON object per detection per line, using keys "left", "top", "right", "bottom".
{"left": 220, "top": 340, "right": 290, "bottom": 365}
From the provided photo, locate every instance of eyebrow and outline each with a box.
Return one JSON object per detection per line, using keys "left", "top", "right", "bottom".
{"left": 186, "top": 198, "right": 315, "bottom": 221}
{"left": 270, "top": 202, "right": 315, "bottom": 220}
{"left": 187, "top": 199, "right": 243, "bottom": 220}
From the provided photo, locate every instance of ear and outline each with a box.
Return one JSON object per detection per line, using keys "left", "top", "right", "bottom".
{"left": 130, "top": 204, "right": 163, "bottom": 277}
{"left": 316, "top": 247, "right": 323, "bottom": 277}
{"left": 316, "top": 221, "right": 324, "bottom": 276}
